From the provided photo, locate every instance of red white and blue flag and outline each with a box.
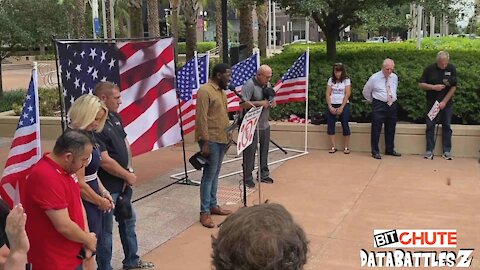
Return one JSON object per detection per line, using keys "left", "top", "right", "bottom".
{"left": 274, "top": 51, "right": 309, "bottom": 104}
{"left": 56, "top": 38, "right": 181, "bottom": 156}
{"left": 177, "top": 54, "right": 209, "bottom": 136}
{"left": 0, "top": 65, "right": 41, "bottom": 208}
{"left": 227, "top": 53, "right": 259, "bottom": 111}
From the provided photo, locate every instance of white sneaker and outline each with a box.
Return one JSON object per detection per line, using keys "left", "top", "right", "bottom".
{"left": 442, "top": 152, "right": 453, "bottom": 160}
{"left": 424, "top": 151, "right": 433, "bottom": 160}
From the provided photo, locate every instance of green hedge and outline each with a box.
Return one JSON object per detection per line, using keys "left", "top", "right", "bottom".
{"left": 175, "top": 42, "right": 217, "bottom": 54}
{"left": 0, "top": 88, "right": 61, "bottom": 116}
{"left": 266, "top": 40, "right": 480, "bottom": 124}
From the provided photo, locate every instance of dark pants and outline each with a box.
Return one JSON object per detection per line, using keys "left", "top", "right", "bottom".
{"left": 426, "top": 101, "right": 453, "bottom": 152}
{"left": 242, "top": 127, "right": 270, "bottom": 182}
{"left": 371, "top": 99, "right": 397, "bottom": 154}
{"left": 326, "top": 103, "right": 351, "bottom": 136}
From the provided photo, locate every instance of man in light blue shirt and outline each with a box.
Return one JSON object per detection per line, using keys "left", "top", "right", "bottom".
{"left": 363, "top": 59, "right": 401, "bottom": 160}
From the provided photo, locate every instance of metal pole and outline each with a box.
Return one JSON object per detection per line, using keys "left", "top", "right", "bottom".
{"left": 91, "top": 0, "right": 98, "bottom": 39}
{"left": 273, "top": 2, "right": 276, "bottom": 51}
{"left": 305, "top": 17, "right": 309, "bottom": 42}
{"left": 222, "top": 0, "right": 229, "bottom": 63}
{"left": 268, "top": 0, "right": 272, "bottom": 53}
{"left": 102, "top": 0, "right": 107, "bottom": 38}
{"left": 110, "top": 0, "right": 116, "bottom": 39}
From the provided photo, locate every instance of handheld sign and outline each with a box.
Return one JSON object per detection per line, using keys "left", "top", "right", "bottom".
{"left": 237, "top": 106, "right": 263, "bottom": 155}
{"left": 428, "top": 101, "right": 440, "bottom": 121}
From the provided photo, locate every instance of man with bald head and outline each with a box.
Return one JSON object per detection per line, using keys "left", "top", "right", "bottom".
{"left": 418, "top": 51, "right": 457, "bottom": 160}
{"left": 241, "top": 65, "right": 276, "bottom": 188}
{"left": 363, "top": 59, "right": 401, "bottom": 160}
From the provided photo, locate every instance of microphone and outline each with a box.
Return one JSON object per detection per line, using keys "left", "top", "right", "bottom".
{"left": 228, "top": 85, "right": 245, "bottom": 103}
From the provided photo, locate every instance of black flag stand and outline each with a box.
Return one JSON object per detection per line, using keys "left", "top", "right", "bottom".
{"left": 175, "top": 93, "right": 200, "bottom": 186}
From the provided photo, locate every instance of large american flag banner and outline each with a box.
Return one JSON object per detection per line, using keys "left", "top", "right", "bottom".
{"left": 177, "top": 53, "right": 209, "bottom": 136}
{"left": 227, "top": 53, "right": 259, "bottom": 111}
{"left": 274, "top": 51, "right": 309, "bottom": 104}
{"left": 0, "top": 65, "right": 41, "bottom": 208}
{"left": 56, "top": 38, "right": 181, "bottom": 157}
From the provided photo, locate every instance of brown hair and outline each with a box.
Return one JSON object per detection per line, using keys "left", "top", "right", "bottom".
{"left": 331, "top": 62, "right": 348, "bottom": 84}
{"left": 212, "top": 203, "right": 308, "bottom": 270}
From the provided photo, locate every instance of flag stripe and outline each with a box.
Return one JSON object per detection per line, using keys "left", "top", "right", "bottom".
{"left": 116, "top": 40, "right": 161, "bottom": 60}
{"left": 119, "top": 48, "right": 174, "bottom": 91}
{"left": 119, "top": 60, "right": 175, "bottom": 111}
{"left": 10, "top": 132, "right": 37, "bottom": 150}
{"left": 124, "top": 90, "right": 179, "bottom": 144}
{"left": 129, "top": 106, "right": 181, "bottom": 156}
{"left": 5, "top": 148, "right": 38, "bottom": 168}
{"left": 7, "top": 139, "right": 38, "bottom": 160}
{"left": 120, "top": 78, "right": 175, "bottom": 127}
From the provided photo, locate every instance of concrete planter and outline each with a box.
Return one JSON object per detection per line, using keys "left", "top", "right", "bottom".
{"left": 0, "top": 110, "right": 62, "bottom": 140}
{"left": 1, "top": 110, "right": 479, "bottom": 158}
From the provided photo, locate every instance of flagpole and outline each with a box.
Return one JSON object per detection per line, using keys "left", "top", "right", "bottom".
{"left": 304, "top": 49, "right": 309, "bottom": 153}
{"left": 176, "top": 51, "right": 200, "bottom": 186}
{"left": 32, "top": 62, "right": 41, "bottom": 155}
{"left": 52, "top": 38, "right": 67, "bottom": 132}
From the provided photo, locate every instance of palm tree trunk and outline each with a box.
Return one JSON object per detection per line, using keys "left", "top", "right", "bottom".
{"left": 215, "top": 0, "right": 223, "bottom": 61}
{"left": 106, "top": 0, "right": 112, "bottom": 38}
{"left": 129, "top": 0, "right": 144, "bottom": 38}
{"left": 76, "top": 0, "right": 86, "bottom": 38}
{"left": 147, "top": 0, "right": 160, "bottom": 37}
{"left": 238, "top": 4, "right": 253, "bottom": 56}
{"left": 183, "top": 0, "right": 198, "bottom": 61}
{"left": 256, "top": 0, "right": 268, "bottom": 57}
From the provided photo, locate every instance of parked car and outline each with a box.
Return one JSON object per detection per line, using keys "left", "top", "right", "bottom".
{"left": 366, "top": 36, "right": 389, "bottom": 43}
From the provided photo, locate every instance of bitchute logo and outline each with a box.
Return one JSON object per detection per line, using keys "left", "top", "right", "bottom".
{"left": 360, "top": 230, "right": 474, "bottom": 268}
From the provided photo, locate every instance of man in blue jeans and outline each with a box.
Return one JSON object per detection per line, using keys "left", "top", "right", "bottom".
{"left": 195, "top": 63, "right": 233, "bottom": 228}
{"left": 94, "top": 82, "right": 154, "bottom": 270}
{"left": 418, "top": 51, "right": 457, "bottom": 160}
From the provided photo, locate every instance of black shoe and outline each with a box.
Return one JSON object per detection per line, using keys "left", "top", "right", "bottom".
{"left": 245, "top": 180, "right": 255, "bottom": 188}
{"left": 372, "top": 153, "right": 382, "bottom": 159}
{"left": 385, "top": 150, "right": 402, "bottom": 157}
{"left": 261, "top": 177, "right": 274, "bottom": 184}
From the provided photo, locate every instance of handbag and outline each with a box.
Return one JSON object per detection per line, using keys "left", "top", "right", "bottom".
{"left": 114, "top": 183, "right": 133, "bottom": 220}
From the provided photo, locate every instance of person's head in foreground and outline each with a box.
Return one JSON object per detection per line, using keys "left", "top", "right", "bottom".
{"left": 212, "top": 203, "right": 308, "bottom": 270}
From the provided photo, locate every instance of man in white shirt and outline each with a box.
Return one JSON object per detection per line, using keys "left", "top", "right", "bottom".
{"left": 363, "top": 59, "right": 402, "bottom": 159}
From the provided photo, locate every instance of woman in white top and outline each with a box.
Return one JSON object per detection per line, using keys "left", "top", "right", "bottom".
{"left": 326, "top": 63, "right": 352, "bottom": 154}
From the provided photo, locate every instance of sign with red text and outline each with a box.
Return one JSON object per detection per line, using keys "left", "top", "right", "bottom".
{"left": 237, "top": 106, "right": 263, "bottom": 155}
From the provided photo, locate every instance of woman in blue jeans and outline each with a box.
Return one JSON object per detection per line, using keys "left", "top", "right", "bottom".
{"left": 326, "top": 63, "right": 352, "bottom": 154}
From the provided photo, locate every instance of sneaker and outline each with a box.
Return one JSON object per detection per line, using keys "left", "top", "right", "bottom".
{"left": 245, "top": 180, "right": 255, "bottom": 188}
{"left": 424, "top": 151, "right": 433, "bottom": 160}
{"left": 123, "top": 260, "right": 155, "bottom": 270}
{"left": 261, "top": 177, "right": 274, "bottom": 184}
{"left": 442, "top": 152, "right": 453, "bottom": 160}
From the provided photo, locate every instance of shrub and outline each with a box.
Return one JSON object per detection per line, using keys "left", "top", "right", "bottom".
{"left": 266, "top": 40, "right": 480, "bottom": 124}
{"left": 1, "top": 88, "right": 61, "bottom": 116}
{"left": 176, "top": 42, "right": 217, "bottom": 54}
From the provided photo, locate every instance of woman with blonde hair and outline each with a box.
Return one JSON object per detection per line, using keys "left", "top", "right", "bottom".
{"left": 68, "top": 94, "right": 114, "bottom": 269}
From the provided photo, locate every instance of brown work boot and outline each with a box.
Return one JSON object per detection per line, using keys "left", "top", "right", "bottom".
{"left": 211, "top": 206, "right": 232, "bottom": 216}
{"left": 200, "top": 213, "right": 215, "bottom": 228}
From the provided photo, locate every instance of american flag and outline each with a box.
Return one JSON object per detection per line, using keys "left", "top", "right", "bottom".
{"left": 56, "top": 38, "right": 181, "bottom": 157}
{"left": 227, "top": 53, "right": 259, "bottom": 111}
{"left": 0, "top": 65, "right": 41, "bottom": 208}
{"left": 177, "top": 53, "right": 209, "bottom": 135}
{"left": 274, "top": 51, "right": 309, "bottom": 104}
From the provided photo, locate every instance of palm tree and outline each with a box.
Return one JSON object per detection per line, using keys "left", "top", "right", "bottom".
{"left": 215, "top": 0, "right": 223, "bottom": 61}
{"left": 183, "top": 0, "right": 198, "bottom": 60}
{"left": 147, "top": 0, "right": 160, "bottom": 37}
{"left": 75, "top": 0, "right": 86, "bottom": 38}
{"left": 256, "top": 0, "right": 267, "bottom": 57}
{"left": 128, "top": 0, "right": 143, "bottom": 37}
{"left": 238, "top": 3, "right": 253, "bottom": 56}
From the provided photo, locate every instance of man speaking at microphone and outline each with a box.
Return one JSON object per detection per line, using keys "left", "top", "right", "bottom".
{"left": 241, "top": 65, "right": 276, "bottom": 188}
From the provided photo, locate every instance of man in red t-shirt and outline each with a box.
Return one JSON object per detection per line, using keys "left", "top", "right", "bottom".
{"left": 24, "top": 129, "right": 97, "bottom": 270}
